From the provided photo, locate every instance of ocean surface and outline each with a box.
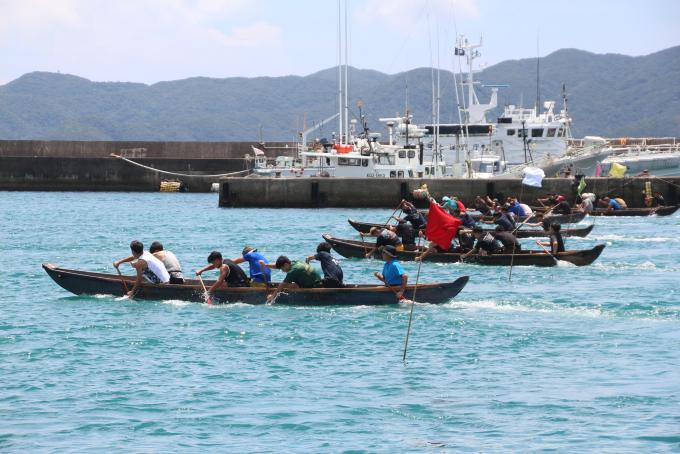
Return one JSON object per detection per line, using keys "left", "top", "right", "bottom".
{"left": 1, "top": 192, "right": 679, "bottom": 452}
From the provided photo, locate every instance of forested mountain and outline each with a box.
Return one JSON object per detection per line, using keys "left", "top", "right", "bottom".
{"left": 1, "top": 46, "right": 678, "bottom": 141}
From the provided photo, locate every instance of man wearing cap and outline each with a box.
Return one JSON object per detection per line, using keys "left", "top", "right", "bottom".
{"left": 373, "top": 245, "right": 408, "bottom": 301}
{"left": 230, "top": 246, "right": 271, "bottom": 287}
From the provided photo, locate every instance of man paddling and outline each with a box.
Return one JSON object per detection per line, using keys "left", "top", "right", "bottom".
{"left": 149, "top": 241, "right": 184, "bottom": 284}
{"left": 538, "top": 223, "right": 565, "bottom": 255}
{"left": 113, "top": 240, "right": 170, "bottom": 297}
{"left": 230, "top": 246, "right": 271, "bottom": 288}
{"left": 306, "top": 242, "right": 344, "bottom": 288}
{"left": 460, "top": 227, "right": 502, "bottom": 259}
{"left": 195, "top": 251, "right": 250, "bottom": 293}
{"left": 492, "top": 225, "right": 522, "bottom": 253}
{"left": 373, "top": 245, "right": 408, "bottom": 301}
{"left": 363, "top": 226, "right": 403, "bottom": 257}
{"left": 265, "top": 256, "right": 322, "bottom": 303}
{"left": 395, "top": 201, "right": 427, "bottom": 230}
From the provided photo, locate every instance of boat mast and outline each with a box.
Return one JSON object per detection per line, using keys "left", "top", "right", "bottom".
{"left": 343, "top": 0, "right": 349, "bottom": 145}
{"left": 337, "top": 0, "right": 343, "bottom": 144}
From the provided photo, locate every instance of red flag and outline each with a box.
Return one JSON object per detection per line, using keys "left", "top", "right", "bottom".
{"left": 425, "top": 200, "right": 462, "bottom": 250}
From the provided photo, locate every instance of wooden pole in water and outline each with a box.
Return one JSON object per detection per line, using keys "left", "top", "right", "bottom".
{"left": 197, "top": 275, "right": 213, "bottom": 305}
{"left": 115, "top": 267, "right": 130, "bottom": 295}
{"left": 403, "top": 235, "right": 424, "bottom": 362}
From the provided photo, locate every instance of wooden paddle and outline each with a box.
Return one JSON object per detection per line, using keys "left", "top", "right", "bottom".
{"left": 403, "top": 235, "right": 424, "bottom": 362}
{"left": 197, "top": 275, "right": 213, "bottom": 305}
{"left": 535, "top": 240, "right": 560, "bottom": 265}
{"left": 114, "top": 266, "right": 130, "bottom": 295}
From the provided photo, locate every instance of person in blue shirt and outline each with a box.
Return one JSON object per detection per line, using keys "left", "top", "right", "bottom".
{"left": 507, "top": 198, "right": 527, "bottom": 218}
{"left": 230, "top": 246, "right": 271, "bottom": 287}
{"left": 601, "top": 197, "right": 621, "bottom": 213}
{"left": 453, "top": 208, "right": 476, "bottom": 228}
{"left": 374, "top": 245, "right": 408, "bottom": 300}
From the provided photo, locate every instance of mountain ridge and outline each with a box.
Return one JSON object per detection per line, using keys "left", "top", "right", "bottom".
{"left": 1, "top": 46, "right": 678, "bottom": 141}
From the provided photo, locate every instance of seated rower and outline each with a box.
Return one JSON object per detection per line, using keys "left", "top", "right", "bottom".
{"left": 576, "top": 195, "right": 594, "bottom": 214}
{"left": 394, "top": 220, "right": 417, "bottom": 251}
{"left": 481, "top": 209, "right": 515, "bottom": 232}
{"left": 492, "top": 225, "right": 522, "bottom": 253}
{"left": 538, "top": 222, "right": 565, "bottom": 254}
{"left": 363, "top": 226, "right": 403, "bottom": 258}
{"left": 266, "top": 256, "right": 322, "bottom": 303}
{"left": 396, "top": 201, "right": 427, "bottom": 230}
{"left": 113, "top": 240, "right": 170, "bottom": 297}
{"left": 231, "top": 246, "right": 271, "bottom": 287}
{"left": 474, "top": 195, "right": 492, "bottom": 216}
{"left": 461, "top": 227, "right": 502, "bottom": 259}
{"left": 373, "top": 245, "right": 408, "bottom": 301}
{"left": 652, "top": 192, "right": 666, "bottom": 207}
{"left": 196, "top": 251, "right": 250, "bottom": 292}
{"left": 149, "top": 241, "right": 184, "bottom": 284}
{"left": 453, "top": 208, "right": 476, "bottom": 228}
{"left": 601, "top": 197, "right": 622, "bottom": 213}
{"left": 613, "top": 195, "right": 628, "bottom": 209}
{"left": 553, "top": 198, "right": 572, "bottom": 215}
{"left": 507, "top": 197, "right": 527, "bottom": 218}
{"left": 306, "top": 242, "right": 344, "bottom": 288}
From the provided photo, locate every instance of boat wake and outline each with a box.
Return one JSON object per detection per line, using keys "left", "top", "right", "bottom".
{"left": 442, "top": 298, "right": 680, "bottom": 322}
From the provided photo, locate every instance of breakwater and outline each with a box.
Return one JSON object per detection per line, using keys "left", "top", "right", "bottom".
{"left": 0, "top": 140, "right": 295, "bottom": 191}
{"left": 219, "top": 176, "right": 680, "bottom": 208}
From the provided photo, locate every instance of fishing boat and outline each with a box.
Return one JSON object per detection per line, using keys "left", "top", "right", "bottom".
{"left": 347, "top": 218, "right": 594, "bottom": 238}
{"left": 322, "top": 235, "right": 605, "bottom": 267}
{"left": 42, "top": 263, "right": 469, "bottom": 306}
{"left": 531, "top": 205, "right": 678, "bottom": 217}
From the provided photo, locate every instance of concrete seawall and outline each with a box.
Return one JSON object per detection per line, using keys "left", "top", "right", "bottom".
{"left": 0, "top": 140, "right": 295, "bottom": 191}
{"left": 219, "top": 177, "right": 680, "bottom": 208}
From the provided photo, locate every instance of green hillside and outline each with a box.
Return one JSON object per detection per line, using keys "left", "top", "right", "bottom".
{"left": 0, "top": 46, "right": 678, "bottom": 141}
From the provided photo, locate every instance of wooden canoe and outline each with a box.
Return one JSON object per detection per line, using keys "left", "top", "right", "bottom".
{"left": 43, "top": 263, "right": 469, "bottom": 306}
{"left": 531, "top": 205, "right": 678, "bottom": 217}
{"left": 347, "top": 218, "right": 595, "bottom": 238}
{"left": 322, "top": 234, "right": 606, "bottom": 267}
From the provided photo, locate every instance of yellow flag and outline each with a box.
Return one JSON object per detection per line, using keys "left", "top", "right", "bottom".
{"left": 609, "top": 162, "right": 627, "bottom": 178}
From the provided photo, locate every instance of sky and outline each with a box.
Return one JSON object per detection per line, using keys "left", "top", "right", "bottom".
{"left": 1, "top": 0, "right": 679, "bottom": 84}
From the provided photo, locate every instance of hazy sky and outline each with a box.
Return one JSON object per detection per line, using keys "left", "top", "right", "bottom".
{"left": 1, "top": 0, "right": 678, "bottom": 84}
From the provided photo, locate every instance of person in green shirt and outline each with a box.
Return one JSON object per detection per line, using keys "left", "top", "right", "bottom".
{"left": 265, "top": 255, "right": 322, "bottom": 303}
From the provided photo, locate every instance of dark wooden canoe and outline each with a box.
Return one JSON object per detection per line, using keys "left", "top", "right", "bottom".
{"left": 531, "top": 205, "right": 678, "bottom": 217}
{"left": 469, "top": 211, "right": 586, "bottom": 224}
{"left": 43, "top": 263, "right": 469, "bottom": 306}
{"left": 397, "top": 210, "right": 585, "bottom": 225}
{"left": 322, "top": 234, "right": 605, "bottom": 267}
{"left": 347, "top": 218, "right": 594, "bottom": 238}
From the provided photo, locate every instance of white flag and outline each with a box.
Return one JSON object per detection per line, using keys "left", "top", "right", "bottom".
{"left": 522, "top": 167, "right": 545, "bottom": 187}
{"left": 251, "top": 146, "right": 265, "bottom": 156}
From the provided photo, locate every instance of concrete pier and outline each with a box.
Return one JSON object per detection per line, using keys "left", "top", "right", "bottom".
{"left": 0, "top": 140, "right": 294, "bottom": 191}
{"left": 219, "top": 177, "right": 680, "bottom": 208}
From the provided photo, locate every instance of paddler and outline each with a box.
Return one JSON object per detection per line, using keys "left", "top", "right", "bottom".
{"left": 265, "top": 256, "right": 322, "bottom": 303}
{"left": 363, "top": 226, "right": 403, "bottom": 257}
{"left": 537, "top": 222, "right": 565, "bottom": 254}
{"left": 474, "top": 195, "right": 492, "bottom": 216}
{"left": 195, "top": 251, "right": 250, "bottom": 292}
{"left": 306, "top": 242, "right": 344, "bottom": 288}
{"left": 230, "top": 246, "right": 271, "bottom": 287}
{"left": 149, "top": 241, "right": 184, "bottom": 284}
{"left": 492, "top": 225, "right": 522, "bottom": 253}
{"left": 460, "top": 227, "right": 502, "bottom": 259}
{"left": 600, "top": 196, "right": 622, "bottom": 213}
{"left": 373, "top": 245, "right": 408, "bottom": 301}
{"left": 394, "top": 201, "right": 427, "bottom": 230}
{"left": 113, "top": 240, "right": 170, "bottom": 297}
{"left": 394, "top": 220, "right": 417, "bottom": 251}
{"left": 453, "top": 208, "right": 476, "bottom": 228}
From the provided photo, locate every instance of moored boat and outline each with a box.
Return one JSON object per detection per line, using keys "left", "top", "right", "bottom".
{"left": 323, "top": 234, "right": 605, "bottom": 267}
{"left": 43, "top": 263, "right": 469, "bottom": 306}
{"left": 347, "top": 218, "right": 594, "bottom": 238}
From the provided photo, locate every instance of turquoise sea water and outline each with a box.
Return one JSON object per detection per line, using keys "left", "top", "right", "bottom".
{"left": 1, "top": 192, "right": 679, "bottom": 452}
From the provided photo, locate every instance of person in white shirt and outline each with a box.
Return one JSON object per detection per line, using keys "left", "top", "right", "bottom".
{"left": 113, "top": 240, "right": 170, "bottom": 297}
